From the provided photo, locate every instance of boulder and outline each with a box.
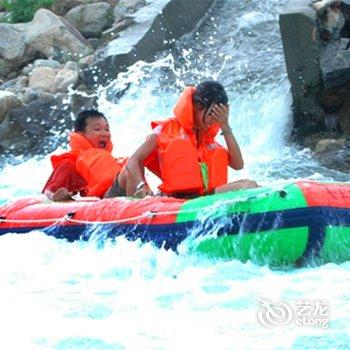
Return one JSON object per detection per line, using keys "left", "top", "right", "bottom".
{"left": 0, "top": 94, "right": 73, "bottom": 157}
{"left": 0, "top": 24, "right": 33, "bottom": 76}
{"left": 28, "top": 66, "right": 57, "bottom": 92}
{"left": 26, "top": 9, "right": 93, "bottom": 62}
{"left": 280, "top": 0, "right": 350, "bottom": 140}
{"left": 319, "top": 38, "right": 350, "bottom": 89}
{"left": 114, "top": 0, "right": 145, "bottom": 23}
{"left": 0, "top": 91, "right": 22, "bottom": 123}
{"left": 54, "top": 67, "right": 79, "bottom": 92}
{"left": 312, "top": 0, "right": 345, "bottom": 40}
{"left": 65, "top": 2, "right": 114, "bottom": 38}
{"left": 339, "top": 98, "right": 350, "bottom": 133}
{"left": 22, "top": 59, "right": 61, "bottom": 75}
{"left": 0, "top": 9, "right": 93, "bottom": 77}
{"left": 279, "top": 1, "right": 324, "bottom": 135}
{"left": 28, "top": 65, "right": 79, "bottom": 93}
{"left": 83, "top": 0, "right": 215, "bottom": 87}
{"left": 314, "top": 137, "right": 345, "bottom": 153}
{"left": 50, "top": 0, "right": 98, "bottom": 16}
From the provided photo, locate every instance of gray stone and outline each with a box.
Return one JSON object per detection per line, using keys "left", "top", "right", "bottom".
{"left": 0, "top": 75, "right": 28, "bottom": 94}
{"left": 114, "top": 0, "right": 145, "bottom": 23}
{"left": 64, "top": 61, "right": 79, "bottom": 71}
{"left": 319, "top": 41, "right": 350, "bottom": 88}
{"left": 70, "top": 85, "right": 98, "bottom": 113}
{"left": 28, "top": 66, "right": 57, "bottom": 92}
{"left": 313, "top": 1, "right": 345, "bottom": 41}
{"left": 102, "top": 16, "right": 135, "bottom": 40}
{"left": 314, "top": 137, "right": 345, "bottom": 153}
{"left": 50, "top": 0, "right": 98, "bottom": 16}
{"left": 0, "top": 9, "right": 93, "bottom": 77}
{"left": 0, "top": 91, "right": 22, "bottom": 123}
{"left": 22, "top": 59, "right": 62, "bottom": 75}
{"left": 339, "top": 98, "right": 350, "bottom": 134}
{"left": 83, "top": 0, "right": 215, "bottom": 87}
{"left": 26, "top": 9, "right": 93, "bottom": 62}
{"left": 65, "top": 2, "right": 114, "bottom": 38}
{"left": 54, "top": 67, "right": 79, "bottom": 92}
{"left": 0, "top": 94, "right": 73, "bottom": 157}
{"left": 0, "top": 24, "right": 32, "bottom": 76}
{"left": 0, "top": 24, "right": 27, "bottom": 61}
{"left": 279, "top": 0, "right": 330, "bottom": 136}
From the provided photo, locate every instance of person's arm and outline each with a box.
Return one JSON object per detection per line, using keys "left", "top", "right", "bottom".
{"left": 211, "top": 103, "right": 244, "bottom": 170}
{"left": 42, "top": 160, "right": 86, "bottom": 201}
{"left": 126, "top": 134, "right": 158, "bottom": 197}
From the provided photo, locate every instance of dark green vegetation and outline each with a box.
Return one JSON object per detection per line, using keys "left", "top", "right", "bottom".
{"left": 0, "top": 0, "right": 54, "bottom": 23}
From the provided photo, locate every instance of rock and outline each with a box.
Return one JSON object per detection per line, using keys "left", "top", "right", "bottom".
{"left": 70, "top": 85, "right": 98, "bottom": 113}
{"left": 0, "top": 75, "right": 28, "bottom": 94}
{"left": 0, "top": 9, "right": 93, "bottom": 76}
{"left": 26, "top": 9, "right": 93, "bottom": 62}
{"left": 65, "top": 3, "right": 114, "bottom": 38}
{"left": 0, "top": 24, "right": 31, "bottom": 76}
{"left": 84, "top": 0, "right": 215, "bottom": 87}
{"left": 50, "top": 0, "right": 97, "bottom": 16}
{"left": 21, "top": 89, "right": 40, "bottom": 104}
{"left": 87, "top": 38, "right": 103, "bottom": 50}
{"left": 64, "top": 61, "right": 79, "bottom": 71}
{"left": 0, "top": 94, "right": 73, "bottom": 157}
{"left": 279, "top": 1, "right": 323, "bottom": 135}
{"left": 79, "top": 54, "right": 94, "bottom": 66}
{"left": 319, "top": 40, "right": 350, "bottom": 88}
{"left": 102, "top": 16, "right": 135, "bottom": 40}
{"left": 28, "top": 65, "right": 79, "bottom": 93}
{"left": 312, "top": 0, "right": 345, "bottom": 41}
{"left": 314, "top": 137, "right": 345, "bottom": 153}
{"left": 28, "top": 66, "right": 57, "bottom": 92}
{"left": 106, "top": 0, "right": 120, "bottom": 6}
{"left": 22, "top": 59, "right": 61, "bottom": 75}
{"left": 339, "top": 98, "right": 350, "bottom": 133}
{"left": 0, "top": 91, "right": 22, "bottom": 123}
{"left": 0, "top": 24, "right": 27, "bottom": 62}
{"left": 314, "top": 140, "right": 350, "bottom": 172}
{"left": 114, "top": 0, "right": 145, "bottom": 23}
{"left": 303, "top": 132, "right": 326, "bottom": 149}
{"left": 54, "top": 67, "right": 79, "bottom": 92}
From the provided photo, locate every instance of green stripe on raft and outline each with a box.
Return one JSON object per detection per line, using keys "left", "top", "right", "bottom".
{"left": 319, "top": 227, "right": 350, "bottom": 264}
{"left": 176, "top": 183, "right": 307, "bottom": 222}
{"left": 176, "top": 183, "right": 309, "bottom": 266}
{"left": 193, "top": 228, "right": 309, "bottom": 266}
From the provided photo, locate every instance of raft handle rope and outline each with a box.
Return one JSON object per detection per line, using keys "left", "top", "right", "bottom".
{"left": 0, "top": 189, "right": 284, "bottom": 226}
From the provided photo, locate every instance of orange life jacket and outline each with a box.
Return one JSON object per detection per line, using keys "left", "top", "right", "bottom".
{"left": 51, "top": 132, "right": 126, "bottom": 197}
{"left": 145, "top": 86, "right": 228, "bottom": 195}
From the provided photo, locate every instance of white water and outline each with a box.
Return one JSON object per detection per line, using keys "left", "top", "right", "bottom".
{"left": 0, "top": 0, "right": 349, "bottom": 349}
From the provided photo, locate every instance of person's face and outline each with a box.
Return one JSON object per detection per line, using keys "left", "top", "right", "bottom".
{"left": 193, "top": 101, "right": 216, "bottom": 130}
{"left": 82, "top": 117, "right": 111, "bottom": 149}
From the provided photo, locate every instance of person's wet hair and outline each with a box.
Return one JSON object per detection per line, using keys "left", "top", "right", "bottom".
{"left": 74, "top": 110, "right": 106, "bottom": 132}
{"left": 193, "top": 81, "right": 228, "bottom": 108}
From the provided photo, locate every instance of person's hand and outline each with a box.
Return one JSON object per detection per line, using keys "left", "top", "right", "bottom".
{"left": 52, "top": 188, "right": 73, "bottom": 201}
{"left": 133, "top": 184, "right": 154, "bottom": 198}
{"left": 211, "top": 103, "right": 230, "bottom": 130}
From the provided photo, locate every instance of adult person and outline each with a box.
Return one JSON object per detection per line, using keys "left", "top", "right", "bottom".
{"left": 42, "top": 110, "right": 127, "bottom": 201}
{"left": 115, "top": 80, "right": 257, "bottom": 199}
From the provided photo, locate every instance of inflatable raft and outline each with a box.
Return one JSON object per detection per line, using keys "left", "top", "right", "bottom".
{"left": 0, "top": 180, "right": 350, "bottom": 266}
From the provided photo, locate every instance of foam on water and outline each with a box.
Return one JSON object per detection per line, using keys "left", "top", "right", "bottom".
{"left": 0, "top": 233, "right": 349, "bottom": 349}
